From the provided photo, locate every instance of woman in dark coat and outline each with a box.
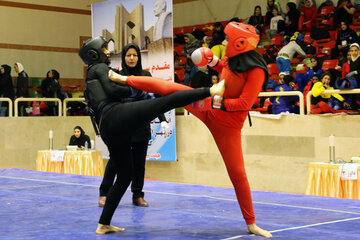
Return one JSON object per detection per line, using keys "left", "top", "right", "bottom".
{"left": 283, "top": 2, "right": 300, "bottom": 36}
{"left": 14, "top": 62, "right": 29, "bottom": 116}
{"left": 331, "top": 21, "right": 359, "bottom": 59}
{"left": 0, "top": 64, "right": 15, "bottom": 116}
{"left": 41, "top": 69, "right": 64, "bottom": 116}
{"left": 248, "top": 5, "right": 264, "bottom": 34}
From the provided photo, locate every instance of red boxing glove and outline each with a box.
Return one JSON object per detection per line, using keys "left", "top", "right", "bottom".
{"left": 191, "top": 47, "right": 216, "bottom": 67}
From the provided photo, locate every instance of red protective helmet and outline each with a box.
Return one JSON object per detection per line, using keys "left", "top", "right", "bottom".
{"left": 224, "top": 22, "right": 260, "bottom": 57}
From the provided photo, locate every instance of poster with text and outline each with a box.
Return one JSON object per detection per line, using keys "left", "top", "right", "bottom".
{"left": 92, "top": 0, "right": 175, "bottom": 161}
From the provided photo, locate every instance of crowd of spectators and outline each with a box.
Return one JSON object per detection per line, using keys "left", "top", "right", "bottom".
{"left": 0, "top": 63, "right": 85, "bottom": 117}
{"left": 173, "top": 0, "right": 360, "bottom": 115}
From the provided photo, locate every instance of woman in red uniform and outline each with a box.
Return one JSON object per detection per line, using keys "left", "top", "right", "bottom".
{"left": 109, "top": 22, "right": 272, "bottom": 238}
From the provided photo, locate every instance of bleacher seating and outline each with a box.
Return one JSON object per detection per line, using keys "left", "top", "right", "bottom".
{"left": 322, "top": 59, "right": 338, "bottom": 72}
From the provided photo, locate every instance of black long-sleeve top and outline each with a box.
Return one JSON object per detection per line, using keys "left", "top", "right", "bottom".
{"left": 16, "top": 71, "right": 29, "bottom": 97}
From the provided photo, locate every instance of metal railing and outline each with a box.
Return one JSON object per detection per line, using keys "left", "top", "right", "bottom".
{"left": 306, "top": 89, "right": 360, "bottom": 114}
{"left": 259, "top": 91, "right": 305, "bottom": 115}
{"left": 0, "top": 98, "right": 13, "bottom": 117}
{"left": 183, "top": 91, "right": 305, "bottom": 115}
{"left": 14, "top": 98, "right": 62, "bottom": 117}
{"left": 63, "top": 98, "right": 86, "bottom": 116}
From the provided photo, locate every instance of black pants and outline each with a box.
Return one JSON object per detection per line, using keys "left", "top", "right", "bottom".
{"left": 99, "top": 140, "right": 148, "bottom": 199}
{"left": 98, "top": 88, "right": 210, "bottom": 225}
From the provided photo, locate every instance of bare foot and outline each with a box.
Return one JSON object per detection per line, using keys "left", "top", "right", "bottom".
{"left": 96, "top": 224, "right": 125, "bottom": 234}
{"left": 247, "top": 224, "right": 272, "bottom": 238}
{"left": 210, "top": 80, "right": 225, "bottom": 96}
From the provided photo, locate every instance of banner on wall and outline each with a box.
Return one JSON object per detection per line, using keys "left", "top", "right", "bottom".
{"left": 92, "top": 0, "right": 176, "bottom": 161}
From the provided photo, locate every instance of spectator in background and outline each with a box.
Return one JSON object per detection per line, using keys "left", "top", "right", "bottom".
{"left": 212, "top": 22, "right": 225, "bottom": 43}
{"left": 276, "top": 35, "right": 307, "bottom": 75}
{"left": 69, "top": 126, "right": 91, "bottom": 150}
{"left": 14, "top": 62, "right": 29, "bottom": 116}
{"left": 303, "top": 74, "right": 320, "bottom": 107}
{"left": 211, "top": 74, "right": 219, "bottom": 86}
{"left": 311, "top": 72, "right": 350, "bottom": 113}
{"left": 294, "top": 57, "right": 323, "bottom": 92}
{"left": 269, "top": 74, "right": 299, "bottom": 114}
{"left": 266, "top": 7, "right": 284, "bottom": 40}
{"left": 208, "top": 30, "right": 226, "bottom": 78}
{"left": 336, "top": 52, "right": 351, "bottom": 78}
{"left": 347, "top": 43, "right": 360, "bottom": 84}
{"left": 247, "top": 5, "right": 264, "bottom": 34}
{"left": 0, "top": 64, "right": 15, "bottom": 116}
{"left": 41, "top": 69, "right": 64, "bottom": 116}
{"left": 345, "top": 43, "right": 360, "bottom": 109}
{"left": 202, "top": 36, "right": 212, "bottom": 48}
{"left": 334, "top": 0, "right": 355, "bottom": 26}
{"left": 265, "top": 0, "right": 282, "bottom": 25}
{"left": 331, "top": 21, "right": 358, "bottom": 59}
{"left": 282, "top": 2, "right": 300, "bottom": 36}
{"left": 209, "top": 31, "right": 225, "bottom": 60}
{"left": 183, "top": 33, "right": 201, "bottom": 86}
{"left": 318, "top": 0, "right": 334, "bottom": 13}
{"left": 355, "top": 0, "right": 360, "bottom": 10}
{"left": 298, "top": 0, "right": 317, "bottom": 32}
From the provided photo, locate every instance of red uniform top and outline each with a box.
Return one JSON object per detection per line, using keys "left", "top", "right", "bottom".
{"left": 301, "top": 6, "right": 317, "bottom": 23}
{"left": 210, "top": 58, "right": 265, "bottom": 129}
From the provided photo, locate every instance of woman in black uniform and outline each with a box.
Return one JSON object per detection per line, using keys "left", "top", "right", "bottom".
{"left": 78, "top": 36, "right": 224, "bottom": 234}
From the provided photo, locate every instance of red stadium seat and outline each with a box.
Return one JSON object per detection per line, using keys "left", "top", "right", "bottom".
{"left": 270, "top": 36, "right": 283, "bottom": 46}
{"left": 267, "top": 63, "right": 279, "bottom": 75}
{"left": 304, "top": 32, "right": 312, "bottom": 44}
{"left": 322, "top": 59, "right": 338, "bottom": 72}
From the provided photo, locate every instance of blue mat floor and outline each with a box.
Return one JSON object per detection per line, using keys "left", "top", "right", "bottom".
{"left": 0, "top": 168, "right": 359, "bottom": 240}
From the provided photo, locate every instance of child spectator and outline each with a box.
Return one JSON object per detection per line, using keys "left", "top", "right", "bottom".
{"left": 202, "top": 36, "right": 212, "bottom": 48}
{"left": 276, "top": 36, "right": 307, "bottom": 75}
{"left": 266, "top": 7, "right": 284, "bottom": 40}
{"left": 265, "top": 0, "right": 282, "bottom": 25}
{"left": 269, "top": 74, "right": 299, "bottom": 114}
{"left": 304, "top": 74, "right": 320, "bottom": 108}
{"left": 294, "top": 57, "right": 323, "bottom": 92}
{"left": 311, "top": 73, "right": 350, "bottom": 113}
{"left": 211, "top": 74, "right": 219, "bottom": 86}
{"left": 298, "top": 0, "right": 317, "bottom": 32}
{"left": 331, "top": 21, "right": 359, "bottom": 59}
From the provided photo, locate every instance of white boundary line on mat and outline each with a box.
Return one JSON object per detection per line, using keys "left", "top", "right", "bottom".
{"left": 220, "top": 216, "right": 360, "bottom": 240}
{"left": 145, "top": 190, "right": 360, "bottom": 216}
{"left": 2, "top": 175, "right": 360, "bottom": 216}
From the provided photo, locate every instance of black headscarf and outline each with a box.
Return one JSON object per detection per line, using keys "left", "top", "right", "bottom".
{"left": 120, "top": 43, "right": 147, "bottom": 76}
{"left": 0, "top": 64, "right": 15, "bottom": 99}
{"left": 311, "top": 57, "right": 321, "bottom": 73}
{"left": 69, "top": 126, "right": 91, "bottom": 148}
{"left": 228, "top": 50, "right": 269, "bottom": 90}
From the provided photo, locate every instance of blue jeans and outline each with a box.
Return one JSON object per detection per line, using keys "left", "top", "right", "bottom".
{"left": 184, "top": 66, "right": 198, "bottom": 86}
{"left": 327, "top": 99, "right": 342, "bottom": 110}
{"left": 276, "top": 57, "right": 290, "bottom": 75}
{"left": 0, "top": 94, "right": 7, "bottom": 117}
